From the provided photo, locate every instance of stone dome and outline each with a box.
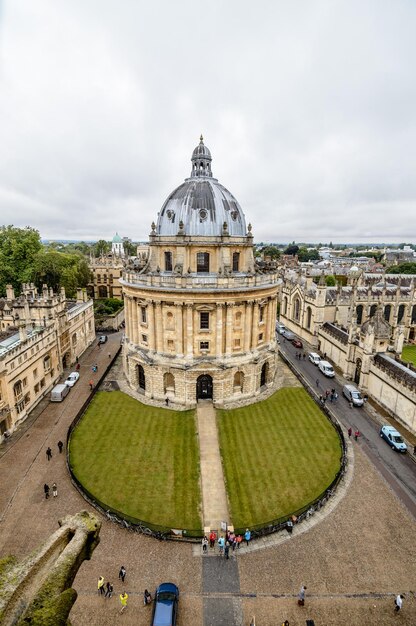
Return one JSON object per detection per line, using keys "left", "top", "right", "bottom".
{"left": 156, "top": 137, "right": 247, "bottom": 237}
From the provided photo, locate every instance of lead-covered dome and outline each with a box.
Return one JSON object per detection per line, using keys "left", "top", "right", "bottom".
{"left": 157, "top": 137, "right": 247, "bottom": 237}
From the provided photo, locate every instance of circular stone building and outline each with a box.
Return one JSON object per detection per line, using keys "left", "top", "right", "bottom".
{"left": 121, "top": 137, "right": 279, "bottom": 406}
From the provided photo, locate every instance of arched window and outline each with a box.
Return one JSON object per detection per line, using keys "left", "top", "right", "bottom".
{"left": 163, "top": 372, "right": 175, "bottom": 395}
{"left": 411, "top": 304, "right": 416, "bottom": 324}
{"left": 166, "top": 311, "right": 174, "bottom": 329}
{"left": 397, "top": 304, "right": 405, "bottom": 324}
{"left": 72, "top": 333, "right": 77, "bottom": 346}
{"left": 260, "top": 362, "right": 269, "bottom": 388}
{"left": 98, "top": 286, "right": 108, "bottom": 298}
{"left": 164, "top": 251, "right": 173, "bottom": 272}
{"left": 235, "top": 311, "right": 242, "bottom": 326}
{"left": 137, "top": 365, "right": 145, "bottom": 391}
{"left": 13, "top": 380, "right": 23, "bottom": 400}
{"left": 233, "top": 371, "right": 244, "bottom": 393}
{"left": 384, "top": 305, "right": 391, "bottom": 322}
{"left": 306, "top": 306, "right": 312, "bottom": 329}
{"left": 283, "top": 297, "right": 288, "bottom": 316}
{"left": 197, "top": 252, "right": 210, "bottom": 273}
{"left": 369, "top": 304, "right": 377, "bottom": 318}
{"left": 356, "top": 305, "right": 363, "bottom": 325}
{"left": 293, "top": 297, "right": 301, "bottom": 321}
{"left": 232, "top": 252, "right": 240, "bottom": 272}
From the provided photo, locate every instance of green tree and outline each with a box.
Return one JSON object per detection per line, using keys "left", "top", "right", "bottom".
{"left": 0, "top": 225, "right": 42, "bottom": 296}
{"left": 297, "top": 247, "right": 320, "bottom": 262}
{"left": 33, "top": 251, "right": 90, "bottom": 298}
{"left": 261, "top": 245, "right": 280, "bottom": 260}
{"left": 386, "top": 262, "right": 416, "bottom": 274}
{"left": 284, "top": 244, "right": 299, "bottom": 256}
{"left": 325, "top": 275, "right": 336, "bottom": 286}
{"left": 95, "top": 239, "right": 111, "bottom": 257}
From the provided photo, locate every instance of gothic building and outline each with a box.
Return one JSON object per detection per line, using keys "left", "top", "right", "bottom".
{"left": 121, "top": 137, "right": 279, "bottom": 406}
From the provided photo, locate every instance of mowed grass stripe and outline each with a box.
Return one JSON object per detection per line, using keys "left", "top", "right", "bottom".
{"left": 69, "top": 391, "right": 201, "bottom": 529}
{"left": 217, "top": 387, "right": 342, "bottom": 527}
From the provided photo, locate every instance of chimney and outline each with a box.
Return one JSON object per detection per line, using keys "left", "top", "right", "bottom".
{"left": 19, "top": 323, "right": 28, "bottom": 343}
{"left": 76, "top": 288, "right": 83, "bottom": 303}
{"left": 6, "top": 285, "right": 15, "bottom": 300}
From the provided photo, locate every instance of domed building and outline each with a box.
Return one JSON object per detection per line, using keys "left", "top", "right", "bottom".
{"left": 121, "top": 137, "right": 279, "bottom": 406}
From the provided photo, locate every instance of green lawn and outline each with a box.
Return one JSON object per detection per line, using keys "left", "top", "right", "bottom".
{"left": 69, "top": 391, "right": 201, "bottom": 530}
{"left": 217, "top": 387, "right": 342, "bottom": 529}
{"left": 402, "top": 345, "right": 416, "bottom": 367}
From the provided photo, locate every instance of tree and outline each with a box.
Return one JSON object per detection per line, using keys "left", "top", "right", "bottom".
{"left": 0, "top": 225, "right": 42, "bottom": 296}
{"left": 33, "top": 251, "right": 90, "bottom": 298}
{"left": 297, "top": 247, "right": 320, "bottom": 262}
{"left": 123, "top": 240, "right": 137, "bottom": 257}
{"left": 261, "top": 245, "right": 280, "bottom": 260}
{"left": 284, "top": 244, "right": 299, "bottom": 256}
{"left": 325, "top": 275, "right": 336, "bottom": 286}
{"left": 94, "top": 240, "right": 111, "bottom": 257}
{"left": 386, "top": 262, "right": 416, "bottom": 274}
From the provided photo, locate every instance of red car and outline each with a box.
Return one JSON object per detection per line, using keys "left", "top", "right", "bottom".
{"left": 292, "top": 338, "right": 303, "bottom": 348}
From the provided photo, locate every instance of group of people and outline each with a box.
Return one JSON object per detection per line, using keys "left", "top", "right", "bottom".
{"left": 347, "top": 427, "right": 361, "bottom": 441}
{"left": 204, "top": 528, "right": 252, "bottom": 556}
{"left": 294, "top": 352, "right": 306, "bottom": 360}
{"left": 319, "top": 388, "right": 338, "bottom": 404}
{"left": 97, "top": 566, "right": 153, "bottom": 614}
{"left": 44, "top": 441, "right": 64, "bottom": 499}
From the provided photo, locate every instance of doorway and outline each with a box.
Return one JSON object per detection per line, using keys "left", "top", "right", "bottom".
{"left": 196, "top": 374, "right": 213, "bottom": 400}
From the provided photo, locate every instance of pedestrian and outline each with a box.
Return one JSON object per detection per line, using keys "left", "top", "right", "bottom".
{"left": 44, "top": 483, "right": 50, "bottom": 499}
{"left": 105, "top": 582, "right": 113, "bottom": 598}
{"left": 76, "top": 356, "right": 79, "bottom": 364}
{"left": 286, "top": 519, "right": 293, "bottom": 534}
{"left": 57, "top": 440, "right": 63, "bottom": 454}
{"left": 354, "top": 430, "right": 360, "bottom": 442}
{"left": 348, "top": 427, "right": 352, "bottom": 438}
{"left": 245, "top": 528, "right": 251, "bottom": 547}
{"left": 303, "top": 353, "right": 306, "bottom": 360}
{"left": 218, "top": 536, "right": 225, "bottom": 555}
{"left": 394, "top": 594, "right": 404, "bottom": 612}
{"left": 119, "top": 565, "right": 126, "bottom": 583}
{"left": 202, "top": 535, "right": 208, "bottom": 553}
{"left": 108, "top": 352, "right": 111, "bottom": 359}
{"left": 165, "top": 397, "right": 169, "bottom": 406}
{"left": 98, "top": 576, "right": 105, "bottom": 595}
{"left": 52, "top": 482, "right": 57, "bottom": 497}
{"left": 282, "top": 621, "right": 290, "bottom": 626}
{"left": 46, "top": 447, "right": 52, "bottom": 461}
{"left": 209, "top": 530, "right": 216, "bottom": 549}
{"left": 89, "top": 380, "right": 94, "bottom": 390}
{"left": 298, "top": 585, "right": 307, "bottom": 606}
{"left": 316, "top": 379, "right": 319, "bottom": 388}
{"left": 75, "top": 363, "right": 80, "bottom": 371}
{"left": 325, "top": 389, "right": 330, "bottom": 398}
{"left": 236, "top": 534, "right": 242, "bottom": 548}
{"left": 224, "top": 541, "right": 230, "bottom": 559}
{"left": 144, "top": 589, "right": 152, "bottom": 605}
{"left": 119, "top": 591, "right": 128, "bottom": 613}
{"left": 349, "top": 400, "right": 353, "bottom": 409}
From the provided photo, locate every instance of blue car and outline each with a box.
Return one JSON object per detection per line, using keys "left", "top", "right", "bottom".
{"left": 151, "top": 582, "right": 179, "bottom": 626}
{"left": 379, "top": 425, "right": 407, "bottom": 453}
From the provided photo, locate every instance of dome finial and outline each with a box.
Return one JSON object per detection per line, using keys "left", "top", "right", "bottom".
{"left": 200, "top": 134, "right": 204, "bottom": 143}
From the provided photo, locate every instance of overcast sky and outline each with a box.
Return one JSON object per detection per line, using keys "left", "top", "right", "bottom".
{"left": 1, "top": 1, "right": 415, "bottom": 244}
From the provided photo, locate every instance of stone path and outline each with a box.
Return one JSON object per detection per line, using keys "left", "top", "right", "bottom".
{"left": 197, "top": 401, "right": 230, "bottom": 530}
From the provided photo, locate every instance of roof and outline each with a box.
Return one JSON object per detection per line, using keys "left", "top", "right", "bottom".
{"left": 112, "top": 232, "right": 123, "bottom": 243}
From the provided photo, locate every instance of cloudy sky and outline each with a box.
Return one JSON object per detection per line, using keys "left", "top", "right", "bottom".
{"left": 1, "top": 1, "right": 415, "bottom": 243}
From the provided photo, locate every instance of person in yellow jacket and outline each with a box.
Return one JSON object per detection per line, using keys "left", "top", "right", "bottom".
{"left": 97, "top": 576, "right": 105, "bottom": 596}
{"left": 119, "top": 592, "right": 128, "bottom": 613}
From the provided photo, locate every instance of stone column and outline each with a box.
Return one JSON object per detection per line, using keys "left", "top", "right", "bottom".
{"left": 175, "top": 302, "right": 184, "bottom": 357}
{"left": 155, "top": 301, "right": 163, "bottom": 353}
{"left": 251, "top": 301, "right": 260, "bottom": 349}
{"left": 186, "top": 304, "right": 193, "bottom": 358}
{"left": 244, "top": 301, "right": 253, "bottom": 352}
{"left": 267, "top": 296, "right": 275, "bottom": 342}
{"left": 149, "top": 301, "right": 156, "bottom": 352}
{"left": 225, "top": 303, "right": 234, "bottom": 355}
{"left": 126, "top": 296, "right": 133, "bottom": 342}
{"left": 216, "top": 303, "right": 224, "bottom": 356}
{"left": 132, "top": 298, "right": 138, "bottom": 344}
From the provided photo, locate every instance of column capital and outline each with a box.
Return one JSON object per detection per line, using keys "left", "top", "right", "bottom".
{"left": 216, "top": 302, "right": 225, "bottom": 308}
{"left": 174, "top": 301, "right": 183, "bottom": 307}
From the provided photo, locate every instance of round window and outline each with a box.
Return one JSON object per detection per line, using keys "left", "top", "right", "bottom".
{"left": 199, "top": 209, "right": 208, "bottom": 221}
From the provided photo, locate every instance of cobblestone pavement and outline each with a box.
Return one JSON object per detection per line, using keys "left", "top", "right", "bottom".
{"left": 0, "top": 337, "right": 415, "bottom": 625}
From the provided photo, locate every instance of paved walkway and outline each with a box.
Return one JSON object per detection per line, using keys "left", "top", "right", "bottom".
{"left": 197, "top": 401, "right": 230, "bottom": 531}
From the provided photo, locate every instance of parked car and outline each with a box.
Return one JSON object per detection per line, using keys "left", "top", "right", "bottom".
{"left": 342, "top": 384, "right": 363, "bottom": 407}
{"left": 281, "top": 329, "right": 295, "bottom": 340}
{"left": 65, "top": 372, "right": 80, "bottom": 387}
{"left": 318, "top": 360, "right": 335, "bottom": 377}
{"left": 379, "top": 425, "right": 407, "bottom": 453}
{"left": 98, "top": 335, "right": 108, "bottom": 344}
{"left": 308, "top": 352, "right": 321, "bottom": 365}
{"left": 151, "top": 582, "right": 179, "bottom": 626}
{"left": 276, "top": 323, "right": 286, "bottom": 334}
{"left": 292, "top": 338, "right": 303, "bottom": 349}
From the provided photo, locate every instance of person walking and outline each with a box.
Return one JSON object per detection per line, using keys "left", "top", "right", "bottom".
{"left": 46, "top": 447, "right": 52, "bottom": 461}
{"left": 89, "top": 380, "right": 94, "bottom": 390}
{"left": 119, "top": 591, "right": 128, "bottom": 613}
{"left": 394, "top": 594, "right": 404, "bottom": 612}
{"left": 209, "top": 530, "right": 216, "bottom": 549}
{"left": 57, "top": 441, "right": 64, "bottom": 454}
{"left": 52, "top": 482, "right": 57, "bottom": 498}
{"left": 119, "top": 566, "right": 126, "bottom": 583}
{"left": 348, "top": 427, "right": 352, "bottom": 438}
{"left": 44, "top": 484, "right": 50, "bottom": 499}
{"left": 218, "top": 536, "right": 225, "bottom": 555}
{"left": 105, "top": 582, "right": 113, "bottom": 598}
{"left": 144, "top": 589, "right": 152, "bottom": 605}
{"left": 224, "top": 541, "right": 230, "bottom": 559}
{"left": 244, "top": 528, "right": 251, "bottom": 547}
{"left": 98, "top": 576, "right": 105, "bottom": 596}
{"left": 202, "top": 536, "right": 208, "bottom": 553}
{"left": 316, "top": 379, "right": 319, "bottom": 388}
{"left": 108, "top": 352, "right": 111, "bottom": 359}
{"left": 298, "top": 585, "right": 307, "bottom": 606}
{"left": 354, "top": 430, "right": 360, "bottom": 442}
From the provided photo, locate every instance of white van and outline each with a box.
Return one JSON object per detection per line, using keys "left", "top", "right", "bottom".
{"left": 343, "top": 384, "right": 364, "bottom": 407}
{"left": 308, "top": 352, "right": 321, "bottom": 365}
{"left": 50, "top": 384, "right": 70, "bottom": 402}
{"left": 318, "top": 360, "right": 335, "bottom": 377}
{"left": 276, "top": 323, "right": 286, "bottom": 334}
